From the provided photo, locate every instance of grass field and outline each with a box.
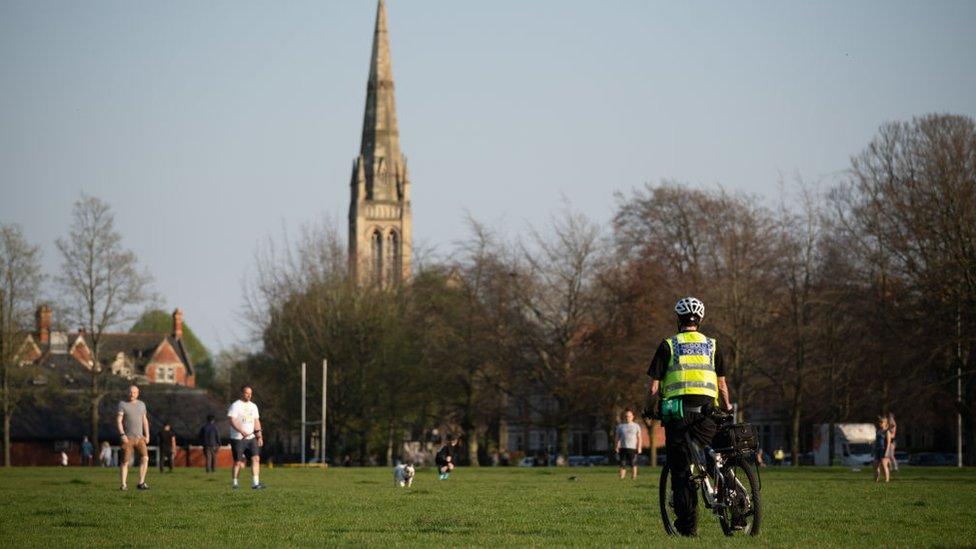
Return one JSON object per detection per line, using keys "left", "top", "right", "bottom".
{"left": 1, "top": 465, "right": 975, "bottom": 547}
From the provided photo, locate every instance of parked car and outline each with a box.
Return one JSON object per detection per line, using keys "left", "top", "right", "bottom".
{"left": 586, "top": 455, "right": 610, "bottom": 466}
{"left": 568, "top": 455, "right": 589, "bottom": 467}
{"left": 894, "top": 451, "right": 909, "bottom": 465}
{"left": 909, "top": 452, "right": 950, "bottom": 466}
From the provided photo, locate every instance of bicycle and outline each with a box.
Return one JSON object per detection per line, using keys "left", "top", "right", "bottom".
{"left": 659, "top": 412, "right": 762, "bottom": 537}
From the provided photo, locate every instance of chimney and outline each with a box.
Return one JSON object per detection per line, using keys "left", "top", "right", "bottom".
{"left": 36, "top": 305, "right": 51, "bottom": 344}
{"left": 172, "top": 308, "right": 183, "bottom": 339}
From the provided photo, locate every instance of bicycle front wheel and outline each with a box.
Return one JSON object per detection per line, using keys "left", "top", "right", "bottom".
{"left": 719, "top": 457, "right": 762, "bottom": 537}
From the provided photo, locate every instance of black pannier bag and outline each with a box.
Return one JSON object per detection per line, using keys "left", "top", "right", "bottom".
{"left": 714, "top": 423, "right": 760, "bottom": 452}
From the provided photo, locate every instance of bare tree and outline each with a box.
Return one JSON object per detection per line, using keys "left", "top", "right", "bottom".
{"left": 837, "top": 113, "right": 976, "bottom": 463}
{"left": 514, "top": 207, "right": 609, "bottom": 463}
{"left": 0, "top": 224, "right": 44, "bottom": 466}
{"left": 56, "top": 194, "right": 152, "bottom": 448}
{"left": 769, "top": 185, "right": 824, "bottom": 465}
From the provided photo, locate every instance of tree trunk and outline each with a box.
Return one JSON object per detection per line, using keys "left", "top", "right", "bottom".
{"left": 2, "top": 366, "right": 10, "bottom": 467}
{"left": 557, "top": 423, "right": 569, "bottom": 465}
{"left": 467, "top": 428, "right": 480, "bottom": 467}
{"left": 791, "top": 393, "right": 802, "bottom": 467}
{"left": 90, "top": 374, "right": 102, "bottom": 448}
{"left": 386, "top": 418, "right": 395, "bottom": 465}
{"left": 3, "top": 407, "right": 10, "bottom": 467}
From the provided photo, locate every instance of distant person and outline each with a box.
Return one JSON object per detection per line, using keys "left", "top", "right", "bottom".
{"left": 156, "top": 422, "right": 176, "bottom": 473}
{"left": 436, "top": 434, "right": 459, "bottom": 480}
{"left": 886, "top": 413, "right": 898, "bottom": 472}
{"left": 99, "top": 441, "right": 113, "bottom": 467}
{"left": 81, "top": 436, "right": 94, "bottom": 467}
{"left": 774, "top": 447, "right": 785, "bottom": 466}
{"left": 199, "top": 414, "right": 220, "bottom": 473}
{"left": 59, "top": 450, "right": 69, "bottom": 466}
{"left": 615, "top": 408, "right": 643, "bottom": 480}
{"left": 873, "top": 415, "right": 892, "bottom": 483}
{"left": 228, "top": 385, "right": 265, "bottom": 489}
{"left": 117, "top": 384, "right": 150, "bottom": 490}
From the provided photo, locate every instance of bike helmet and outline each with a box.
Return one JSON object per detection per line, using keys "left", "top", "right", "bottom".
{"left": 674, "top": 297, "right": 705, "bottom": 321}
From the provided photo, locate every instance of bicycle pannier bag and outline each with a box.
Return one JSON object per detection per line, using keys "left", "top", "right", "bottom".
{"left": 715, "top": 423, "right": 759, "bottom": 452}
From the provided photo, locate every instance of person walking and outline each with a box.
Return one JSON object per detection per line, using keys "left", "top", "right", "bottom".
{"left": 615, "top": 409, "right": 643, "bottom": 480}
{"left": 117, "top": 384, "right": 150, "bottom": 491}
{"left": 200, "top": 414, "right": 221, "bottom": 473}
{"left": 873, "top": 415, "right": 892, "bottom": 483}
{"left": 886, "top": 413, "right": 899, "bottom": 472}
{"left": 156, "top": 422, "right": 176, "bottom": 473}
{"left": 228, "top": 385, "right": 265, "bottom": 489}
{"left": 645, "top": 297, "right": 734, "bottom": 537}
{"left": 81, "top": 436, "right": 94, "bottom": 467}
{"left": 435, "top": 434, "right": 459, "bottom": 480}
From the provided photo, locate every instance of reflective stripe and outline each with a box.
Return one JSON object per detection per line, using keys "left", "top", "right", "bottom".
{"left": 669, "top": 362, "right": 715, "bottom": 371}
{"left": 665, "top": 380, "right": 717, "bottom": 392}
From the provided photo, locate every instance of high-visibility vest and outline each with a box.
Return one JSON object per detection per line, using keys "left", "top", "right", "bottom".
{"left": 662, "top": 331, "right": 719, "bottom": 403}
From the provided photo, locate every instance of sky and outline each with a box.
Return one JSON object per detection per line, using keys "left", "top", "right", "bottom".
{"left": 1, "top": 0, "right": 975, "bottom": 352}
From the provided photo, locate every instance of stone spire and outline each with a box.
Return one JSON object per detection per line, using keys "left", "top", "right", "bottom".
{"left": 359, "top": 0, "right": 403, "bottom": 202}
{"left": 348, "top": 0, "right": 412, "bottom": 285}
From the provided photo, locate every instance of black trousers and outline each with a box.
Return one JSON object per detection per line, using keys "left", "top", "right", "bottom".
{"left": 665, "top": 413, "right": 717, "bottom": 536}
{"left": 160, "top": 451, "right": 174, "bottom": 472}
{"left": 204, "top": 446, "right": 218, "bottom": 472}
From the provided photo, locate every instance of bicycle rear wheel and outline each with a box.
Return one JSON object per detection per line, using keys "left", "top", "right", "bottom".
{"left": 718, "top": 457, "right": 762, "bottom": 537}
{"left": 659, "top": 463, "right": 680, "bottom": 535}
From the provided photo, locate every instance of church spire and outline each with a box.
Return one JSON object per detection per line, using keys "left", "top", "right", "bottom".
{"left": 348, "top": 0, "right": 412, "bottom": 286}
{"left": 359, "top": 0, "right": 402, "bottom": 202}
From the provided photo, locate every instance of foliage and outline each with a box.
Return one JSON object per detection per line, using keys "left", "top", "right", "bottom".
{"left": 0, "top": 224, "right": 45, "bottom": 466}
{"left": 236, "top": 113, "right": 976, "bottom": 466}
{"left": 130, "top": 309, "right": 211, "bottom": 365}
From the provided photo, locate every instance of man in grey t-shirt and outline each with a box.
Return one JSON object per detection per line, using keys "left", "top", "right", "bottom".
{"left": 615, "top": 409, "right": 643, "bottom": 480}
{"left": 117, "top": 385, "right": 150, "bottom": 491}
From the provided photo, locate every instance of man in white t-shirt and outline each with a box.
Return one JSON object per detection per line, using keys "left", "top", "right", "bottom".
{"left": 615, "top": 408, "right": 643, "bottom": 480}
{"left": 228, "top": 385, "right": 265, "bottom": 489}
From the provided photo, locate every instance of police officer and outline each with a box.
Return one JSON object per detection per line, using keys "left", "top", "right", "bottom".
{"left": 645, "top": 297, "right": 733, "bottom": 537}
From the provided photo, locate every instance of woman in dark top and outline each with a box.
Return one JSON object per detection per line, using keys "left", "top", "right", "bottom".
{"left": 873, "top": 415, "right": 892, "bottom": 483}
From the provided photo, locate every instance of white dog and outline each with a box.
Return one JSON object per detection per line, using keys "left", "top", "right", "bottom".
{"left": 393, "top": 463, "right": 415, "bottom": 487}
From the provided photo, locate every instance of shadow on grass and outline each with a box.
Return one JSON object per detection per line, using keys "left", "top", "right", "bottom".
{"left": 413, "top": 517, "right": 481, "bottom": 533}
{"left": 58, "top": 520, "right": 98, "bottom": 528}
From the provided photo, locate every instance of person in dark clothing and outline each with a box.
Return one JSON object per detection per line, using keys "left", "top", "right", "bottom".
{"left": 199, "top": 415, "right": 221, "bottom": 473}
{"left": 645, "top": 297, "right": 734, "bottom": 537}
{"left": 435, "top": 434, "right": 459, "bottom": 480}
{"left": 156, "top": 422, "right": 177, "bottom": 473}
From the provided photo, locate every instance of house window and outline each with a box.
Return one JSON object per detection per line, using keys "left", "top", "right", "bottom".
{"left": 157, "top": 365, "right": 176, "bottom": 384}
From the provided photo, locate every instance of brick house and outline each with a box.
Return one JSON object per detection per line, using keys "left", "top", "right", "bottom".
{"left": 20, "top": 306, "right": 196, "bottom": 387}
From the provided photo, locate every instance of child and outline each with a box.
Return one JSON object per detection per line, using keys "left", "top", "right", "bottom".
{"left": 435, "top": 434, "right": 459, "bottom": 480}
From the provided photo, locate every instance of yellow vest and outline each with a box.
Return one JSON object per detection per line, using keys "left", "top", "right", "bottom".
{"left": 662, "top": 331, "right": 719, "bottom": 403}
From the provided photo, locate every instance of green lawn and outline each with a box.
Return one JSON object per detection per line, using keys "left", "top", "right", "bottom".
{"left": 1, "top": 465, "right": 974, "bottom": 547}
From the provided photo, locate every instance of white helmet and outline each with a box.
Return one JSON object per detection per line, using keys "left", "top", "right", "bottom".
{"left": 674, "top": 297, "right": 705, "bottom": 320}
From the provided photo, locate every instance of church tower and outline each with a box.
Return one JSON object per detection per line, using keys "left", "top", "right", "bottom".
{"left": 349, "top": 0, "right": 412, "bottom": 285}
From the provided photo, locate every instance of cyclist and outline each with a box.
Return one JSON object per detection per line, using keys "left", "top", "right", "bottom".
{"left": 645, "top": 297, "right": 734, "bottom": 537}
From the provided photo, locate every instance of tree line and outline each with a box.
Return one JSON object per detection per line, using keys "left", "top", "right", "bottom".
{"left": 2, "top": 113, "right": 973, "bottom": 467}
{"left": 230, "top": 113, "right": 975, "bottom": 466}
